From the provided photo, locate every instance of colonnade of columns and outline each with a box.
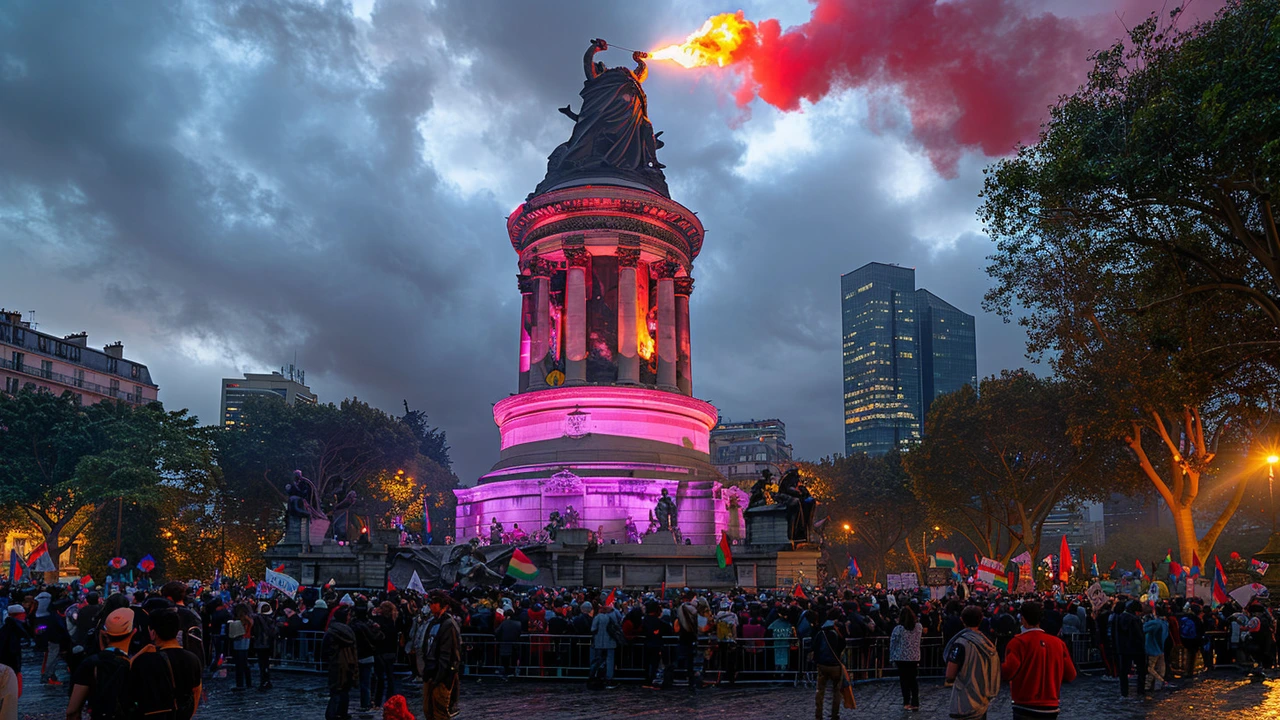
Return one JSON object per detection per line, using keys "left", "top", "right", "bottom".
{"left": 517, "top": 235, "right": 693, "bottom": 395}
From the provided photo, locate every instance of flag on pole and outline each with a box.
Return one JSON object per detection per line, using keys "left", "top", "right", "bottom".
{"left": 407, "top": 570, "right": 426, "bottom": 594}
{"left": 604, "top": 588, "right": 617, "bottom": 607}
{"left": 8, "top": 550, "right": 24, "bottom": 583}
{"left": 793, "top": 583, "right": 807, "bottom": 600}
{"left": 1091, "top": 554, "right": 1100, "bottom": 577}
{"left": 955, "top": 554, "right": 967, "bottom": 576}
{"left": 80, "top": 574, "right": 94, "bottom": 588}
{"left": 1058, "top": 536, "right": 1072, "bottom": 582}
{"left": 1212, "top": 556, "right": 1230, "bottom": 606}
{"left": 1170, "top": 561, "right": 1184, "bottom": 577}
{"left": 933, "top": 551, "right": 957, "bottom": 569}
{"left": 1189, "top": 551, "right": 1202, "bottom": 579}
{"left": 847, "top": 555, "right": 862, "bottom": 579}
{"left": 273, "top": 564, "right": 286, "bottom": 573}
{"left": 423, "top": 492, "right": 433, "bottom": 544}
{"left": 386, "top": 578, "right": 395, "bottom": 592}
{"left": 1135, "top": 559, "right": 1150, "bottom": 582}
{"left": 1164, "top": 549, "right": 1173, "bottom": 564}
{"left": 212, "top": 568, "right": 222, "bottom": 591}
{"left": 716, "top": 531, "right": 733, "bottom": 568}
{"left": 506, "top": 548, "right": 538, "bottom": 581}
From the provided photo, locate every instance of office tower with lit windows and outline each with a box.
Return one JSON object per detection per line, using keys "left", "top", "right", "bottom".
{"left": 840, "top": 263, "right": 976, "bottom": 456}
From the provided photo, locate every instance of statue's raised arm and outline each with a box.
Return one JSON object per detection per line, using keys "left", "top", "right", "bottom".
{"left": 631, "top": 51, "right": 648, "bottom": 84}
{"left": 584, "top": 38, "right": 607, "bottom": 80}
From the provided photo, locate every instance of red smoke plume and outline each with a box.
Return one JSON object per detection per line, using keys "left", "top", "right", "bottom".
{"left": 660, "top": 1, "right": 1220, "bottom": 176}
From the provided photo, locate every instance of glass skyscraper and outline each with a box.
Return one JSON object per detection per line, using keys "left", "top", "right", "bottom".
{"left": 841, "top": 263, "right": 977, "bottom": 456}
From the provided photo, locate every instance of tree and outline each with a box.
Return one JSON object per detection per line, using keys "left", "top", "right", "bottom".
{"left": 402, "top": 400, "right": 452, "bottom": 470}
{"left": 982, "top": 2, "right": 1280, "bottom": 333}
{"left": 0, "top": 390, "right": 215, "bottom": 577}
{"left": 982, "top": 2, "right": 1280, "bottom": 567}
{"left": 800, "top": 451, "right": 925, "bottom": 583}
{"left": 905, "top": 372, "right": 1123, "bottom": 567}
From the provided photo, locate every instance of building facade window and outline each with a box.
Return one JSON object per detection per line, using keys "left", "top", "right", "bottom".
{"left": 106, "top": 357, "right": 118, "bottom": 374}
{"left": 110, "top": 379, "right": 120, "bottom": 397}
{"left": 4, "top": 377, "right": 18, "bottom": 394}
{"left": 74, "top": 369, "right": 84, "bottom": 388}
{"left": 11, "top": 352, "right": 23, "bottom": 371}
{"left": 40, "top": 360, "right": 52, "bottom": 379}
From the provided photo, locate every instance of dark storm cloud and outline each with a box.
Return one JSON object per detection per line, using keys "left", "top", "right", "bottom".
{"left": 0, "top": 0, "right": 1032, "bottom": 482}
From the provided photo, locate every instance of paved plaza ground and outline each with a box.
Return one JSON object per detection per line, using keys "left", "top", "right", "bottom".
{"left": 16, "top": 664, "right": 1280, "bottom": 720}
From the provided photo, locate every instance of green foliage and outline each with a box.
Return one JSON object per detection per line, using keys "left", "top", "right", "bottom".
{"left": 800, "top": 451, "right": 925, "bottom": 581}
{"left": 980, "top": 1, "right": 1280, "bottom": 563}
{"left": 905, "top": 371, "right": 1133, "bottom": 564}
{"left": 0, "top": 389, "right": 215, "bottom": 568}
{"left": 402, "top": 400, "right": 451, "bottom": 470}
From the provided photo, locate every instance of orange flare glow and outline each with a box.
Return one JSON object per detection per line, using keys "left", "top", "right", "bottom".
{"left": 651, "top": 11, "right": 756, "bottom": 69}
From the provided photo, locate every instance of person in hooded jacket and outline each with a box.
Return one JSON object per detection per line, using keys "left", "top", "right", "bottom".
{"left": 322, "top": 607, "right": 358, "bottom": 720}
{"left": 812, "top": 607, "right": 848, "bottom": 720}
{"left": 945, "top": 605, "right": 1000, "bottom": 720}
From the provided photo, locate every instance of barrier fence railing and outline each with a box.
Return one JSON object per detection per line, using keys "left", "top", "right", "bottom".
{"left": 263, "top": 629, "right": 1237, "bottom": 682}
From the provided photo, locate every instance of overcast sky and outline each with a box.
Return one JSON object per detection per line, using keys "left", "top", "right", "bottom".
{"left": 0, "top": 0, "right": 1209, "bottom": 483}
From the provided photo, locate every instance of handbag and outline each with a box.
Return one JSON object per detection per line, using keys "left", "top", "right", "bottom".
{"left": 822, "top": 629, "right": 857, "bottom": 710}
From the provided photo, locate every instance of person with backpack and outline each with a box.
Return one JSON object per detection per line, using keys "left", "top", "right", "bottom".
{"left": 129, "top": 608, "right": 202, "bottom": 720}
{"left": 1176, "top": 604, "right": 1202, "bottom": 680}
{"left": 227, "top": 605, "right": 253, "bottom": 689}
{"left": 945, "top": 605, "right": 1000, "bottom": 720}
{"left": 66, "top": 608, "right": 135, "bottom": 720}
{"left": 713, "top": 599, "right": 740, "bottom": 685}
{"left": 1142, "top": 607, "right": 1171, "bottom": 692}
{"left": 1112, "top": 601, "right": 1147, "bottom": 699}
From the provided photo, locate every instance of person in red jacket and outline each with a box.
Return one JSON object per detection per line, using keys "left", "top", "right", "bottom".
{"left": 1000, "top": 602, "right": 1077, "bottom": 720}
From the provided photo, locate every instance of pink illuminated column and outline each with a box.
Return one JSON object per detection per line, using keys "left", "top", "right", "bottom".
{"left": 675, "top": 276, "right": 693, "bottom": 395}
{"left": 655, "top": 258, "right": 679, "bottom": 392}
{"left": 616, "top": 240, "right": 641, "bottom": 385}
{"left": 564, "top": 241, "right": 589, "bottom": 385}
{"left": 527, "top": 258, "right": 553, "bottom": 390}
{"left": 517, "top": 275, "right": 535, "bottom": 393}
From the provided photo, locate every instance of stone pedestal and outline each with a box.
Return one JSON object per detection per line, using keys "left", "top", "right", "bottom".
{"left": 641, "top": 530, "right": 677, "bottom": 546}
{"left": 745, "top": 505, "right": 790, "bottom": 546}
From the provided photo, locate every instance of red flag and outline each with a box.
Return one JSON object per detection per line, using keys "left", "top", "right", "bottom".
{"left": 956, "top": 555, "right": 966, "bottom": 575}
{"left": 274, "top": 564, "right": 286, "bottom": 573}
{"left": 387, "top": 579, "right": 395, "bottom": 592}
{"left": 1058, "top": 536, "right": 1072, "bottom": 582}
{"left": 1170, "top": 561, "right": 1184, "bottom": 577}
{"left": 1109, "top": 560, "right": 1117, "bottom": 572}
{"left": 1212, "top": 556, "right": 1230, "bottom": 605}
{"left": 793, "top": 583, "right": 807, "bottom": 600}
{"left": 604, "top": 588, "right": 616, "bottom": 607}
{"left": 25, "top": 542, "right": 48, "bottom": 567}
{"left": 1135, "top": 559, "right": 1149, "bottom": 582}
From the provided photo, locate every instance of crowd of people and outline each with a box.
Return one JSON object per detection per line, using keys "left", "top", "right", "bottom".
{"left": 0, "top": 576, "right": 1273, "bottom": 720}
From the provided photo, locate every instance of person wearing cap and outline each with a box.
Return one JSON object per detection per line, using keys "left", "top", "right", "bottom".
{"left": 421, "top": 591, "right": 461, "bottom": 720}
{"left": 251, "top": 602, "right": 277, "bottom": 690}
{"left": 0, "top": 604, "right": 27, "bottom": 697}
{"left": 67, "top": 607, "right": 134, "bottom": 720}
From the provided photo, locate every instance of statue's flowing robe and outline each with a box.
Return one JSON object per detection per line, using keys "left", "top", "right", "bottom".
{"left": 552, "top": 68, "right": 659, "bottom": 172}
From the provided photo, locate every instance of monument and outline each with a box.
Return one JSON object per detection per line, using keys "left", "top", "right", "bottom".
{"left": 453, "top": 39, "right": 743, "bottom": 549}
{"left": 391, "top": 40, "right": 820, "bottom": 591}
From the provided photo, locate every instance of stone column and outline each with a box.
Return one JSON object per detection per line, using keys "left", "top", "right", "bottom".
{"left": 675, "top": 276, "right": 694, "bottom": 395}
{"left": 654, "top": 258, "right": 679, "bottom": 392}
{"left": 616, "top": 239, "right": 642, "bottom": 384}
{"left": 564, "top": 241, "right": 589, "bottom": 386}
{"left": 517, "top": 275, "right": 535, "bottom": 393}
{"left": 527, "top": 258, "right": 554, "bottom": 390}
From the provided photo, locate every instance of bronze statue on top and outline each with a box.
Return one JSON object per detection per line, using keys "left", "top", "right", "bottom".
{"left": 534, "top": 39, "right": 669, "bottom": 198}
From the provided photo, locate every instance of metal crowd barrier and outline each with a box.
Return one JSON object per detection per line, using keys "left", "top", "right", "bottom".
{"left": 262, "top": 628, "right": 1236, "bottom": 682}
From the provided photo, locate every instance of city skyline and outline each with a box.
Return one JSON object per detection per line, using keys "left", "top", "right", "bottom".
{"left": 841, "top": 262, "right": 977, "bottom": 456}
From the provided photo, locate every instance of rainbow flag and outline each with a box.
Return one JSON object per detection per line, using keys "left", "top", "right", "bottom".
{"left": 506, "top": 548, "right": 538, "bottom": 581}
{"left": 1212, "top": 556, "right": 1229, "bottom": 606}
{"left": 1091, "top": 554, "right": 1100, "bottom": 577}
{"left": 934, "top": 551, "right": 957, "bottom": 569}
{"left": 992, "top": 569, "right": 1009, "bottom": 591}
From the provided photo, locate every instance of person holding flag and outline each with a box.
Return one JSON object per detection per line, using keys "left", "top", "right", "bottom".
{"left": 847, "top": 555, "right": 862, "bottom": 580}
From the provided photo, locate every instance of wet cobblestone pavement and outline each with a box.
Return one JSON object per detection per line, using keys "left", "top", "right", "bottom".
{"left": 18, "top": 667, "right": 1279, "bottom": 719}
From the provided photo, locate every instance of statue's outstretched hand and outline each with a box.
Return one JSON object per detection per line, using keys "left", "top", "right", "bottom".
{"left": 592, "top": 38, "right": 608, "bottom": 51}
{"left": 632, "top": 51, "right": 648, "bottom": 61}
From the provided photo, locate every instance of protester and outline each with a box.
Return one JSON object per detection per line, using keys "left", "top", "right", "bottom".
{"left": 322, "top": 606, "right": 358, "bottom": 720}
{"left": 66, "top": 608, "right": 134, "bottom": 720}
{"left": 373, "top": 601, "right": 399, "bottom": 704}
{"left": 589, "top": 597, "right": 621, "bottom": 688}
{"left": 251, "top": 602, "right": 277, "bottom": 690}
{"left": 0, "top": 660, "right": 16, "bottom": 720}
{"left": 1142, "top": 607, "right": 1171, "bottom": 691}
{"left": 889, "top": 606, "right": 923, "bottom": 711}
{"left": 130, "top": 608, "right": 202, "bottom": 720}
{"left": 0, "top": 606, "right": 26, "bottom": 696}
{"left": 1113, "top": 601, "right": 1147, "bottom": 698}
{"left": 812, "top": 607, "right": 847, "bottom": 720}
{"left": 421, "top": 591, "right": 461, "bottom": 720}
{"left": 1000, "top": 601, "right": 1076, "bottom": 720}
{"left": 944, "top": 605, "right": 1000, "bottom": 720}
